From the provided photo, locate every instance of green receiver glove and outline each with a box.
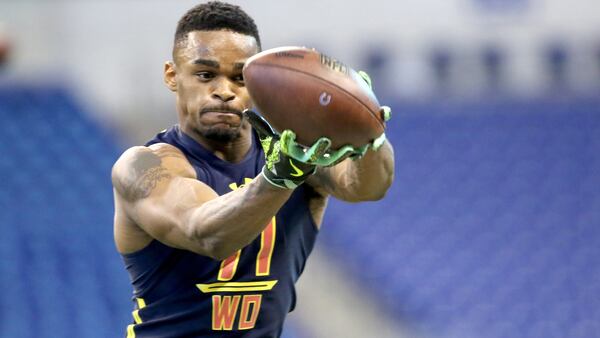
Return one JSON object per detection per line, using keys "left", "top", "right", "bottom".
{"left": 245, "top": 109, "right": 331, "bottom": 189}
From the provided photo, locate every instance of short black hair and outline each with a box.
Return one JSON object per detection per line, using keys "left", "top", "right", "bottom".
{"left": 174, "top": 1, "right": 261, "bottom": 52}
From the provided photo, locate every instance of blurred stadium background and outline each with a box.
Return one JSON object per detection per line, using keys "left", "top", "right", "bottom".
{"left": 1, "top": 0, "right": 599, "bottom": 337}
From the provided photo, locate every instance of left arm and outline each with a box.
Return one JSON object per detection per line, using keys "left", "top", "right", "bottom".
{"left": 306, "top": 140, "right": 394, "bottom": 202}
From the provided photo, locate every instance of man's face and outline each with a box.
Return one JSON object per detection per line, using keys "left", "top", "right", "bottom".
{"left": 165, "top": 30, "right": 259, "bottom": 142}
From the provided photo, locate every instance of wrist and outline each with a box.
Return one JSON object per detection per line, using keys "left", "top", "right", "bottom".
{"left": 261, "top": 167, "right": 299, "bottom": 190}
{"left": 261, "top": 164, "right": 314, "bottom": 190}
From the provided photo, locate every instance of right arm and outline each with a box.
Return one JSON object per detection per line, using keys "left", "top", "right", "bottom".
{"left": 111, "top": 144, "right": 293, "bottom": 260}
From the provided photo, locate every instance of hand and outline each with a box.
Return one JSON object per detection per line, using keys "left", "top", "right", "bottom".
{"left": 245, "top": 110, "right": 331, "bottom": 189}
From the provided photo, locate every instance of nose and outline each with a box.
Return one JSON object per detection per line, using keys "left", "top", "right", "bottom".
{"left": 211, "top": 77, "right": 236, "bottom": 102}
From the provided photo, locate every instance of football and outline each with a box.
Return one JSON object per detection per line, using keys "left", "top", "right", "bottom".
{"left": 243, "top": 46, "right": 385, "bottom": 149}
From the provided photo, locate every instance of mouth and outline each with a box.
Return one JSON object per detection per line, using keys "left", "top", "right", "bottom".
{"left": 199, "top": 107, "right": 244, "bottom": 127}
{"left": 200, "top": 107, "right": 243, "bottom": 117}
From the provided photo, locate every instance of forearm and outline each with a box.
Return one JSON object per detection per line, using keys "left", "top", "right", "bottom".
{"left": 187, "top": 173, "right": 292, "bottom": 259}
{"left": 347, "top": 140, "right": 395, "bottom": 200}
{"left": 314, "top": 140, "right": 394, "bottom": 202}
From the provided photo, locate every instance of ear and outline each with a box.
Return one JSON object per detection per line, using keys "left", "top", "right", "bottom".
{"left": 164, "top": 61, "right": 177, "bottom": 92}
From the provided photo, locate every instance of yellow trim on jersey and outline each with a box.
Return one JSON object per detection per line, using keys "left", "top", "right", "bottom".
{"left": 132, "top": 297, "right": 146, "bottom": 324}
{"left": 126, "top": 324, "right": 135, "bottom": 338}
{"left": 197, "top": 280, "right": 278, "bottom": 293}
{"left": 127, "top": 297, "right": 147, "bottom": 337}
{"left": 132, "top": 310, "right": 143, "bottom": 325}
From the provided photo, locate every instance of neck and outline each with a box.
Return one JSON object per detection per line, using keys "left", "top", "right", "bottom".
{"left": 181, "top": 124, "right": 253, "bottom": 163}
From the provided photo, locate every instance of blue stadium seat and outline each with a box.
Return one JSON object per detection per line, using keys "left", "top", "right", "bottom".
{"left": 0, "top": 84, "right": 131, "bottom": 337}
{"left": 320, "top": 97, "right": 600, "bottom": 338}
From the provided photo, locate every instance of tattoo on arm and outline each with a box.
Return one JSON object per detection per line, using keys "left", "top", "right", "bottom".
{"left": 119, "top": 151, "right": 171, "bottom": 200}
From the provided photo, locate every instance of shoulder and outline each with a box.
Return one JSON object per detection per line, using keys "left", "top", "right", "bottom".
{"left": 111, "top": 143, "right": 196, "bottom": 200}
{"left": 112, "top": 143, "right": 194, "bottom": 178}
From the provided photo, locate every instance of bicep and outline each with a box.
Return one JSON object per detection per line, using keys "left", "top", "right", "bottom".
{"left": 112, "top": 145, "right": 218, "bottom": 253}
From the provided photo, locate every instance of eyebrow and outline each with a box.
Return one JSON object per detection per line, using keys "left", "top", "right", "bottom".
{"left": 193, "top": 59, "right": 220, "bottom": 68}
{"left": 192, "top": 59, "right": 245, "bottom": 71}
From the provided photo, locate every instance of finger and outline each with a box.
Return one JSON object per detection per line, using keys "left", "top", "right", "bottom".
{"left": 279, "top": 131, "right": 333, "bottom": 164}
{"left": 327, "top": 152, "right": 351, "bottom": 167}
{"left": 244, "top": 109, "right": 278, "bottom": 138}
{"left": 358, "top": 70, "right": 373, "bottom": 89}
{"left": 279, "top": 129, "right": 296, "bottom": 142}
{"left": 305, "top": 137, "right": 332, "bottom": 162}
{"left": 380, "top": 106, "right": 392, "bottom": 122}
{"left": 372, "top": 133, "right": 387, "bottom": 151}
{"left": 279, "top": 130, "right": 306, "bottom": 163}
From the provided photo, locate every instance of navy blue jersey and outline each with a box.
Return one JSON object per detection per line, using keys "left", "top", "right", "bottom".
{"left": 121, "top": 125, "right": 319, "bottom": 338}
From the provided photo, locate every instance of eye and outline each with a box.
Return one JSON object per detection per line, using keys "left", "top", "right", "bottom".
{"left": 232, "top": 74, "right": 245, "bottom": 84}
{"left": 195, "top": 72, "right": 215, "bottom": 81}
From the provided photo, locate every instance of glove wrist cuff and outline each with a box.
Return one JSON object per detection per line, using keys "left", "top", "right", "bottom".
{"left": 261, "top": 167, "right": 299, "bottom": 190}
